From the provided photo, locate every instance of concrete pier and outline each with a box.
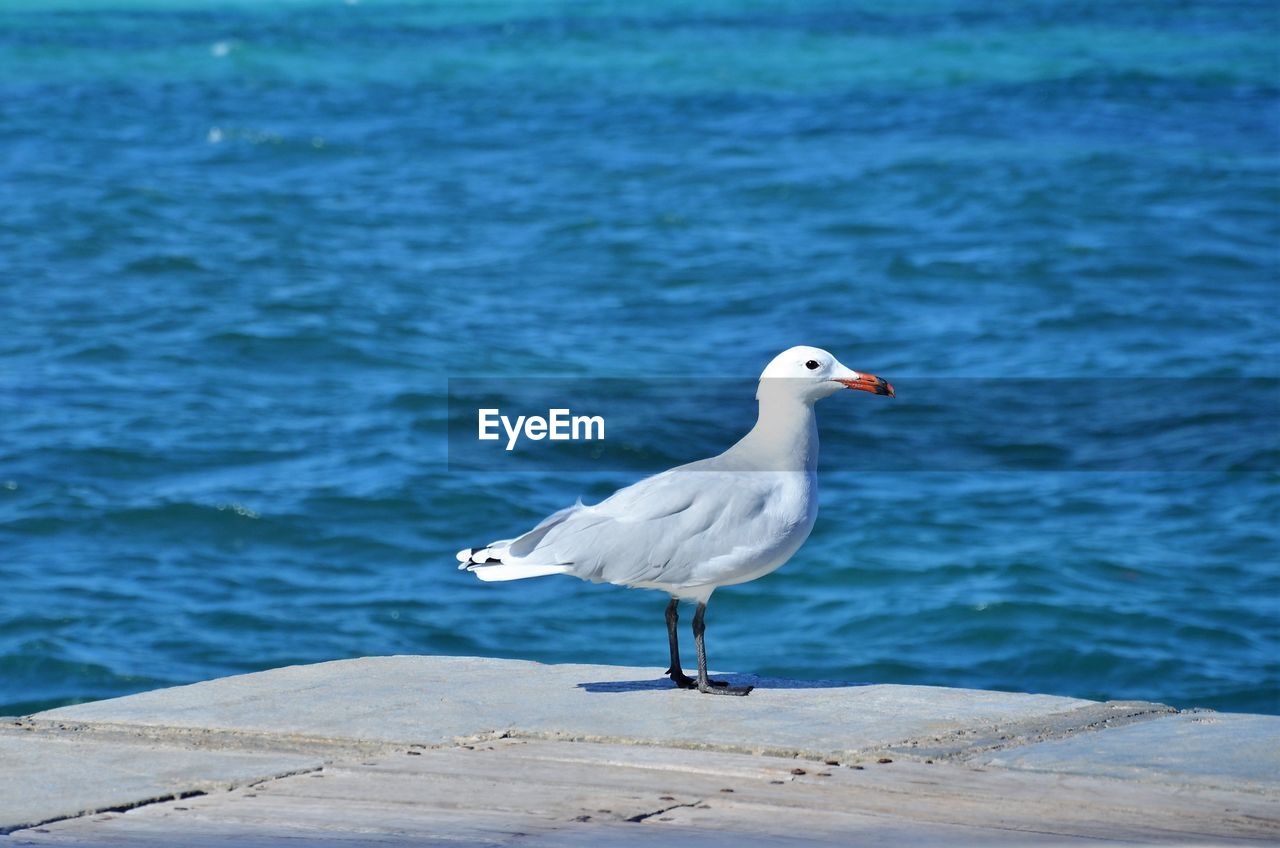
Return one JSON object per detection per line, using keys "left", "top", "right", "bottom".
{"left": 2, "top": 656, "right": 1277, "bottom": 845}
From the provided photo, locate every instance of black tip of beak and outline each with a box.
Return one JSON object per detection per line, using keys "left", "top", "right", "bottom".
{"left": 877, "top": 378, "right": 895, "bottom": 398}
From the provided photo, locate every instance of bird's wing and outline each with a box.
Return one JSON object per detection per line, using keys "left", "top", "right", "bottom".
{"left": 501, "top": 463, "right": 798, "bottom": 589}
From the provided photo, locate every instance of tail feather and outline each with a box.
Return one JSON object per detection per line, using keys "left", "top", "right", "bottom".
{"left": 455, "top": 543, "right": 570, "bottom": 582}
{"left": 457, "top": 501, "right": 585, "bottom": 581}
{"left": 469, "top": 562, "right": 570, "bottom": 582}
{"left": 455, "top": 541, "right": 514, "bottom": 569}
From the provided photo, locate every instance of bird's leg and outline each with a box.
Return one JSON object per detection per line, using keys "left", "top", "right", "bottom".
{"left": 692, "top": 602, "right": 753, "bottom": 696}
{"left": 665, "top": 598, "right": 696, "bottom": 689}
{"left": 666, "top": 598, "right": 727, "bottom": 689}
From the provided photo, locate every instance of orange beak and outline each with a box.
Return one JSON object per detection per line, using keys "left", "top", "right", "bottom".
{"left": 837, "top": 373, "right": 895, "bottom": 398}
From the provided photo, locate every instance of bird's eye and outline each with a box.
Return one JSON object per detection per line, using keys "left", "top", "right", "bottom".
{"left": 805, "top": 360, "right": 820, "bottom": 370}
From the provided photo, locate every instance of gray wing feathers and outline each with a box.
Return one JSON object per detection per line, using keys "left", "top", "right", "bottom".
{"left": 515, "top": 470, "right": 783, "bottom": 588}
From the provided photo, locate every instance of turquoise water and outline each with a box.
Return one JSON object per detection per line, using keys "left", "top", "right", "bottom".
{"left": 2, "top": 1, "right": 1278, "bottom": 716}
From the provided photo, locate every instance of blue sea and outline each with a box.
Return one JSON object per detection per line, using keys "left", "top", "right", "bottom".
{"left": 2, "top": 0, "right": 1278, "bottom": 717}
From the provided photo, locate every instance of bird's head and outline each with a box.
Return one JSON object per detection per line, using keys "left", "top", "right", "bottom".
{"left": 757, "top": 345, "right": 895, "bottom": 404}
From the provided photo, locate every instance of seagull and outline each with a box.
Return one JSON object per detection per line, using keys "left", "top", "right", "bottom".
{"left": 456, "top": 346, "right": 894, "bottom": 696}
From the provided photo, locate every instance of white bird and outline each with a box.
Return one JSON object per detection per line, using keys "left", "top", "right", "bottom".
{"left": 456, "top": 346, "right": 894, "bottom": 695}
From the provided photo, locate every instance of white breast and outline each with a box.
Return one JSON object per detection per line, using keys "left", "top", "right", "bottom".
{"left": 666, "top": 469, "right": 818, "bottom": 594}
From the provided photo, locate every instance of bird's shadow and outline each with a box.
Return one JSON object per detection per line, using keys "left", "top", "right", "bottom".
{"left": 577, "top": 675, "right": 871, "bottom": 693}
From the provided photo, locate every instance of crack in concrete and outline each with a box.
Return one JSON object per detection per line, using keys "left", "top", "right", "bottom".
{"left": 2, "top": 718, "right": 399, "bottom": 760}
{"left": 446, "top": 701, "right": 1181, "bottom": 766}
{"left": 877, "top": 700, "right": 1181, "bottom": 762}
{"left": 2, "top": 765, "right": 323, "bottom": 836}
{"left": 625, "top": 799, "right": 704, "bottom": 823}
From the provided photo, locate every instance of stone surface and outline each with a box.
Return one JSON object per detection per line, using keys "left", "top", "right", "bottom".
{"left": 9, "top": 739, "right": 1279, "bottom": 846}
{"left": 0, "top": 733, "right": 321, "bottom": 835}
{"left": 4, "top": 656, "right": 1277, "bottom": 846}
{"left": 977, "top": 711, "right": 1280, "bottom": 791}
{"left": 37, "top": 656, "right": 1096, "bottom": 759}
